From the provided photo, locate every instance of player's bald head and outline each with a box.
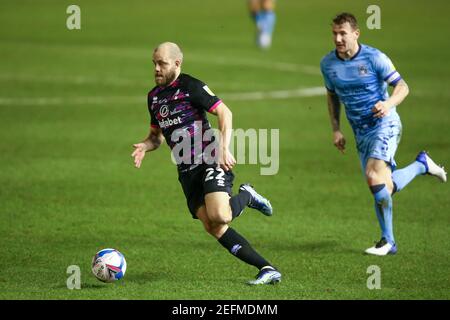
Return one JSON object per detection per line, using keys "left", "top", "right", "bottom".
{"left": 152, "top": 42, "right": 183, "bottom": 86}
{"left": 154, "top": 42, "right": 183, "bottom": 64}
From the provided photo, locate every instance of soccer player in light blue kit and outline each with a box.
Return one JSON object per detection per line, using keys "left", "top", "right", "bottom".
{"left": 320, "top": 13, "right": 447, "bottom": 256}
{"left": 248, "top": 0, "right": 276, "bottom": 49}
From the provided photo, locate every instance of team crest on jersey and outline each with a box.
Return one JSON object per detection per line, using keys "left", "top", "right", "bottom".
{"left": 202, "top": 85, "right": 215, "bottom": 96}
{"left": 358, "top": 64, "right": 369, "bottom": 76}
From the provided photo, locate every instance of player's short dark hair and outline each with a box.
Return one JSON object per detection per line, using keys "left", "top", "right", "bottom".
{"left": 332, "top": 12, "right": 358, "bottom": 30}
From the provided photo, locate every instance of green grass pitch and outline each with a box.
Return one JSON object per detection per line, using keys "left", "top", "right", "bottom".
{"left": 0, "top": 0, "right": 449, "bottom": 299}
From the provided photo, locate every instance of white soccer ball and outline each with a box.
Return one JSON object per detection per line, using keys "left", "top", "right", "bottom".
{"left": 91, "top": 248, "right": 127, "bottom": 282}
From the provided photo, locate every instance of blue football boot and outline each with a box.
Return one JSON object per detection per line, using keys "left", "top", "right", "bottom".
{"left": 239, "top": 184, "right": 273, "bottom": 216}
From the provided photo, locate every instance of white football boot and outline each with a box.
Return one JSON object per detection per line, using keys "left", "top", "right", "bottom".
{"left": 247, "top": 267, "right": 281, "bottom": 285}
{"left": 365, "top": 238, "right": 397, "bottom": 256}
{"left": 416, "top": 151, "right": 447, "bottom": 182}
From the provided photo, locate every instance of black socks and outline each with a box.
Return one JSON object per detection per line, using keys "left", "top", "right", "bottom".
{"left": 229, "top": 190, "right": 251, "bottom": 219}
{"left": 218, "top": 227, "right": 271, "bottom": 270}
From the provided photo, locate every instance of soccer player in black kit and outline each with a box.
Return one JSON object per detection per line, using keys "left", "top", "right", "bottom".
{"left": 132, "top": 42, "right": 281, "bottom": 285}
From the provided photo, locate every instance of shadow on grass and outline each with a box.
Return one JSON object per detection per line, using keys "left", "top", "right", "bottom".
{"left": 122, "top": 271, "right": 166, "bottom": 285}
{"left": 53, "top": 271, "right": 167, "bottom": 291}
{"left": 81, "top": 283, "right": 110, "bottom": 289}
{"left": 50, "top": 283, "right": 108, "bottom": 291}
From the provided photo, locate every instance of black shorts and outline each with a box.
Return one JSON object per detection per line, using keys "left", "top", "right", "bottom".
{"left": 178, "top": 164, "right": 234, "bottom": 219}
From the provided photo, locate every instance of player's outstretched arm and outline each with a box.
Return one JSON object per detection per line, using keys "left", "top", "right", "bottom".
{"left": 209, "top": 102, "right": 236, "bottom": 171}
{"left": 372, "top": 79, "right": 409, "bottom": 118}
{"left": 327, "top": 90, "right": 346, "bottom": 154}
{"left": 132, "top": 126, "right": 164, "bottom": 168}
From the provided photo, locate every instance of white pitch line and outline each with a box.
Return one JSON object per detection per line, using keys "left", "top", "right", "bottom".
{"left": 0, "top": 73, "right": 149, "bottom": 87}
{"left": 0, "top": 96, "right": 142, "bottom": 106}
{"left": 188, "top": 55, "right": 321, "bottom": 75}
{"left": 0, "top": 87, "right": 326, "bottom": 106}
{"left": 63, "top": 45, "right": 322, "bottom": 75}
{"left": 222, "top": 86, "right": 326, "bottom": 101}
{"left": 1, "top": 41, "right": 321, "bottom": 78}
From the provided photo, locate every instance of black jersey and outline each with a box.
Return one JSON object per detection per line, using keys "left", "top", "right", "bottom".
{"left": 148, "top": 73, "right": 222, "bottom": 172}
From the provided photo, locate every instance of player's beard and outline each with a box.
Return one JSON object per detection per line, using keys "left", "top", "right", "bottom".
{"left": 155, "top": 68, "right": 178, "bottom": 87}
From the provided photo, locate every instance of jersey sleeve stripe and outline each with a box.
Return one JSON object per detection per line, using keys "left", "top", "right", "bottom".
{"left": 208, "top": 99, "right": 222, "bottom": 112}
{"left": 389, "top": 76, "right": 402, "bottom": 86}
{"left": 385, "top": 71, "right": 401, "bottom": 84}
{"left": 151, "top": 124, "right": 159, "bottom": 128}
{"left": 383, "top": 70, "right": 397, "bottom": 81}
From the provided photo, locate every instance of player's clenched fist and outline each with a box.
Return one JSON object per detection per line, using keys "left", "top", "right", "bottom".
{"left": 372, "top": 101, "right": 391, "bottom": 118}
{"left": 219, "top": 148, "right": 236, "bottom": 172}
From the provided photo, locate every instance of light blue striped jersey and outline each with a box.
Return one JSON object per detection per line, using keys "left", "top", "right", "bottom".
{"left": 320, "top": 44, "right": 402, "bottom": 132}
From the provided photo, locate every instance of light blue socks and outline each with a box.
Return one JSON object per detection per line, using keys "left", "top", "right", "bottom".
{"left": 371, "top": 184, "right": 394, "bottom": 245}
{"left": 392, "top": 161, "right": 426, "bottom": 193}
